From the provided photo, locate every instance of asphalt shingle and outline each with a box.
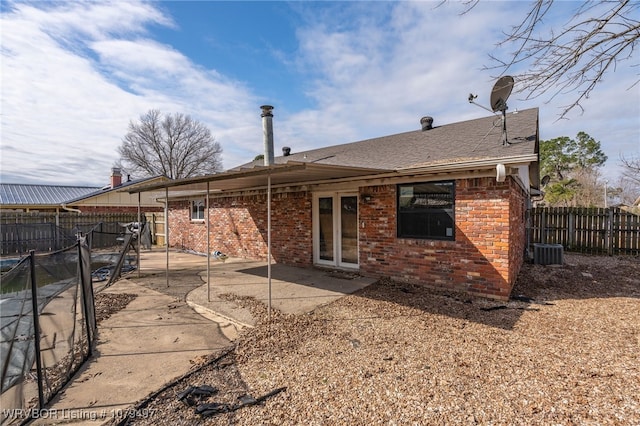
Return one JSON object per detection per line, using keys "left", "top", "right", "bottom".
{"left": 237, "top": 108, "right": 538, "bottom": 171}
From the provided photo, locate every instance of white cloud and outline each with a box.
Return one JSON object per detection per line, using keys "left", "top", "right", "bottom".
{"left": 1, "top": 1, "right": 261, "bottom": 185}
{"left": 277, "top": 2, "right": 524, "bottom": 147}
{"left": 1, "top": 0, "right": 637, "bottom": 188}
{"left": 277, "top": 1, "right": 639, "bottom": 181}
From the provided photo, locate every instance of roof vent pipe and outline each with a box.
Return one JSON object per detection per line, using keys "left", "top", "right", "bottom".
{"left": 261, "top": 105, "right": 274, "bottom": 166}
{"left": 282, "top": 146, "right": 291, "bottom": 156}
{"left": 420, "top": 116, "right": 433, "bottom": 131}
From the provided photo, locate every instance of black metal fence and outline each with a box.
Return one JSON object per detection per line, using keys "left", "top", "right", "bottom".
{"left": 530, "top": 207, "right": 640, "bottom": 255}
{"left": 0, "top": 212, "right": 140, "bottom": 256}
{"left": 0, "top": 236, "right": 97, "bottom": 425}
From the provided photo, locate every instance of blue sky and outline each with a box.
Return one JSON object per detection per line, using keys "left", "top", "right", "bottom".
{"left": 1, "top": 1, "right": 638, "bottom": 187}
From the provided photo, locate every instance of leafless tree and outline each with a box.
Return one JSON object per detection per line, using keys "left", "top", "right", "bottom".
{"left": 571, "top": 167, "right": 604, "bottom": 207}
{"left": 118, "top": 110, "right": 223, "bottom": 179}
{"left": 610, "top": 175, "right": 639, "bottom": 206}
{"left": 473, "top": 0, "right": 640, "bottom": 119}
{"left": 616, "top": 153, "right": 640, "bottom": 205}
{"left": 620, "top": 153, "right": 640, "bottom": 185}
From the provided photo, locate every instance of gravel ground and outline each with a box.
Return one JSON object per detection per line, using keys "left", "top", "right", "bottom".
{"left": 98, "top": 254, "right": 640, "bottom": 425}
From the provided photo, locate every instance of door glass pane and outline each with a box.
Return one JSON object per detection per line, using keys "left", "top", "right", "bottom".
{"left": 341, "top": 196, "right": 358, "bottom": 264}
{"left": 319, "top": 197, "right": 334, "bottom": 261}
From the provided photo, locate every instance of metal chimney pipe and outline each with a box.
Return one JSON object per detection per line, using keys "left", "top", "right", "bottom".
{"left": 261, "top": 105, "right": 274, "bottom": 166}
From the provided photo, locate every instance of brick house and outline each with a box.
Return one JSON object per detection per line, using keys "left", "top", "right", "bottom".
{"left": 134, "top": 108, "right": 540, "bottom": 300}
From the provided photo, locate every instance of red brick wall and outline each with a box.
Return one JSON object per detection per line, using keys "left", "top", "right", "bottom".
{"left": 168, "top": 191, "right": 312, "bottom": 266}
{"left": 359, "top": 177, "right": 526, "bottom": 300}
{"left": 169, "top": 177, "right": 527, "bottom": 300}
{"left": 507, "top": 178, "right": 527, "bottom": 285}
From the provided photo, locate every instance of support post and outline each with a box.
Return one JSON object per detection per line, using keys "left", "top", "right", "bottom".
{"left": 78, "top": 237, "right": 93, "bottom": 356}
{"left": 607, "top": 208, "right": 614, "bottom": 256}
{"left": 206, "top": 182, "right": 211, "bottom": 302}
{"left": 267, "top": 174, "right": 272, "bottom": 322}
{"left": 137, "top": 193, "right": 141, "bottom": 278}
{"left": 29, "top": 250, "right": 45, "bottom": 410}
{"left": 165, "top": 186, "right": 169, "bottom": 288}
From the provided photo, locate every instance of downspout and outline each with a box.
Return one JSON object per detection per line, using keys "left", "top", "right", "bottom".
{"left": 61, "top": 204, "right": 83, "bottom": 248}
{"left": 61, "top": 204, "right": 82, "bottom": 213}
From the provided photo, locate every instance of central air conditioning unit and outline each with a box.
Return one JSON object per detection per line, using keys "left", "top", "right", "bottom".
{"left": 533, "top": 243, "right": 564, "bottom": 265}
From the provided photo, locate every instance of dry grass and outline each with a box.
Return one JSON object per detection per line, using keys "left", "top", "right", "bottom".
{"left": 112, "top": 254, "right": 640, "bottom": 425}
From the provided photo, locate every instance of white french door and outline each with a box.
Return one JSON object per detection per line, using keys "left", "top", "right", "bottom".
{"left": 313, "top": 192, "right": 359, "bottom": 268}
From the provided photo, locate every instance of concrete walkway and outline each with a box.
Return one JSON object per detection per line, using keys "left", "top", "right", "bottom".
{"left": 35, "top": 278, "right": 230, "bottom": 425}
{"left": 35, "top": 250, "right": 375, "bottom": 424}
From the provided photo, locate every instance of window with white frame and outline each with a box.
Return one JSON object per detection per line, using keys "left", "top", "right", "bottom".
{"left": 191, "top": 199, "right": 205, "bottom": 221}
{"left": 397, "top": 181, "right": 455, "bottom": 240}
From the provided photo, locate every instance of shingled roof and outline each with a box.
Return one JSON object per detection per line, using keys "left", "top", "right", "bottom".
{"left": 127, "top": 108, "right": 540, "bottom": 197}
{"left": 237, "top": 108, "right": 538, "bottom": 171}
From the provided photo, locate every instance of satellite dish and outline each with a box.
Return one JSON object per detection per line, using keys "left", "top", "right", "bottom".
{"left": 490, "top": 76, "right": 514, "bottom": 112}
{"left": 541, "top": 175, "right": 551, "bottom": 186}
{"left": 467, "top": 75, "right": 516, "bottom": 146}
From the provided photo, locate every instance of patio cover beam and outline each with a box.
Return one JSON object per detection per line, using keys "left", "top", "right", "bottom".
{"left": 125, "top": 162, "right": 390, "bottom": 196}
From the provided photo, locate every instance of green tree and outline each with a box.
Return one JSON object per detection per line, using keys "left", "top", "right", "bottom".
{"left": 543, "top": 178, "right": 579, "bottom": 207}
{"left": 570, "top": 132, "right": 608, "bottom": 169}
{"left": 540, "top": 132, "right": 608, "bottom": 206}
{"left": 540, "top": 136, "right": 572, "bottom": 180}
{"left": 541, "top": 132, "right": 607, "bottom": 179}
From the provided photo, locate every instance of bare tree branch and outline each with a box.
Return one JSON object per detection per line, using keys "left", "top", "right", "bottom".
{"left": 620, "top": 153, "right": 640, "bottom": 185}
{"left": 118, "top": 110, "right": 223, "bottom": 179}
{"left": 484, "top": 0, "right": 640, "bottom": 119}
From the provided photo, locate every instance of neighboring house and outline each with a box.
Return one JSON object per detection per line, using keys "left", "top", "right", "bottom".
{"left": 0, "top": 168, "right": 166, "bottom": 213}
{"left": 1, "top": 169, "right": 168, "bottom": 255}
{"left": 132, "top": 108, "right": 540, "bottom": 300}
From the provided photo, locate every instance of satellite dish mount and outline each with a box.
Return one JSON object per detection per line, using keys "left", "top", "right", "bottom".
{"left": 468, "top": 75, "right": 515, "bottom": 146}
{"left": 490, "top": 76, "right": 514, "bottom": 146}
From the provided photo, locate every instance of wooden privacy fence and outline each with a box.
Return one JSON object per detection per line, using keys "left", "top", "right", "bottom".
{"left": 0, "top": 212, "right": 144, "bottom": 256}
{"left": 530, "top": 207, "right": 640, "bottom": 255}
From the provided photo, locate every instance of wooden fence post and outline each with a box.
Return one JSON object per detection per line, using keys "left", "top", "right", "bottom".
{"left": 568, "top": 210, "right": 574, "bottom": 249}
{"left": 607, "top": 208, "right": 614, "bottom": 256}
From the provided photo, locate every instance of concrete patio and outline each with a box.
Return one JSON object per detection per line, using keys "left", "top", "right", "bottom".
{"left": 137, "top": 250, "right": 377, "bottom": 337}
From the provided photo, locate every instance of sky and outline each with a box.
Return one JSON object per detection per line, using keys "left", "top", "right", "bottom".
{"left": 1, "top": 0, "right": 639, "bottom": 187}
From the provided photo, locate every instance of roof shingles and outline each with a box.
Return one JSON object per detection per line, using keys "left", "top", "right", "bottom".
{"left": 237, "top": 108, "right": 538, "bottom": 171}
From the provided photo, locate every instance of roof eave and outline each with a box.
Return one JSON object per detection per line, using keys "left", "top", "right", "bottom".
{"left": 397, "top": 154, "right": 539, "bottom": 174}
{"left": 126, "top": 162, "right": 390, "bottom": 194}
